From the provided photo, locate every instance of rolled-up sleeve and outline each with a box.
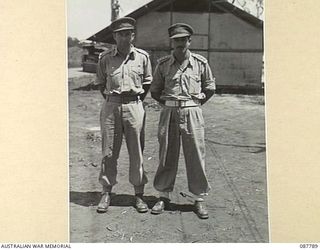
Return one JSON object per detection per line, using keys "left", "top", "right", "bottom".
{"left": 201, "top": 62, "right": 216, "bottom": 91}
{"left": 142, "top": 55, "right": 153, "bottom": 85}
{"left": 95, "top": 56, "right": 106, "bottom": 88}
{"left": 150, "top": 64, "right": 164, "bottom": 94}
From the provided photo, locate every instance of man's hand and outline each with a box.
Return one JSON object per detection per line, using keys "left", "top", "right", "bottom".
{"left": 140, "top": 85, "right": 150, "bottom": 101}
{"left": 151, "top": 92, "right": 165, "bottom": 105}
{"left": 201, "top": 89, "right": 215, "bottom": 105}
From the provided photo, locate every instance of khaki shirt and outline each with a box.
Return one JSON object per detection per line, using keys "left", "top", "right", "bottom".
{"left": 150, "top": 52, "right": 216, "bottom": 101}
{"left": 96, "top": 46, "right": 152, "bottom": 96}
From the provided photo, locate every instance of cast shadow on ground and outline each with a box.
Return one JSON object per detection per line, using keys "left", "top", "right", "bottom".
{"left": 70, "top": 191, "right": 194, "bottom": 212}
{"left": 205, "top": 139, "right": 266, "bottom": 154}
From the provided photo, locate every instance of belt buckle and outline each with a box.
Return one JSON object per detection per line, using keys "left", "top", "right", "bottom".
{"left": 180, "top": 100, "right": 187, "bottom": 107}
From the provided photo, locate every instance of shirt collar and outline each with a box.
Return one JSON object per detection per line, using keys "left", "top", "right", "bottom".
{"left": 189, "top": 52, "right": 196, "bottom": 68}
{"left": 170, "top": 50, "right": 194, "bottom": 69}
{"left": 112, "top": 45, "right": 135, "bottom": 59}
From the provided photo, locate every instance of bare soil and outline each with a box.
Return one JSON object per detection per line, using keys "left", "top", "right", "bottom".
{"left": 68, "top": 72, "right": 268, "bottom": 243}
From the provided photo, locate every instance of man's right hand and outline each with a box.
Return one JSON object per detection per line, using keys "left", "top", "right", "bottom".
{"left": 151, "top": 92, "right": 165, "bottom": 104}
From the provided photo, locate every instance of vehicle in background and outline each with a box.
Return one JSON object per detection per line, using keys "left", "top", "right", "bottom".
{"left": 81, "top": 43, "right": 109, "bottom": 73}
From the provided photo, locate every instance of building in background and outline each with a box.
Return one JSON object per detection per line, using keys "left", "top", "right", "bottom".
{"left": 87, "top": 0, "right": 264, "bottom": 93}
{"left": 81, "top": 42, "right": 110, "bottom": 73}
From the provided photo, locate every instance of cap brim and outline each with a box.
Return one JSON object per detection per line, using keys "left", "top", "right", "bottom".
{"left": 113, "top": 27, "right": 135, "bottom": 32}
{"left": 170, "top": 33, "right": 190, "bottom": 39}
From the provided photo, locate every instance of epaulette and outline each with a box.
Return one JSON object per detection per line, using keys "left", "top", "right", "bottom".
{"left": 157, "top": 55, "right": 171, "bottom": 64}
{"left": 98, "top": 49, "right": 112, "bottom": 60}
{"left": 192, "top": 53, "right": 208, "bottom": 64}
{"left": 135, "top": 48, "right": 149, "bottom": 57}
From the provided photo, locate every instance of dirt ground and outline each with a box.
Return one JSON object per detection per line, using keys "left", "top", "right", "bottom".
{"left": 68, "top": 71, "right": 269, "bottom": 243}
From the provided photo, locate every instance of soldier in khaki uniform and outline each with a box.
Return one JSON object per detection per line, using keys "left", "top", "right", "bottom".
{"left": 150, "top": 23, "right": 216, "bottom": 219}
{"left": 95, "top": 17, "right": 152, "bottom": 213}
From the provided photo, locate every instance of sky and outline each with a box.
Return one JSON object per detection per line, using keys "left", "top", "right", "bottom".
{"left": 67, "top": 0, "right": 151, "bottom": 40}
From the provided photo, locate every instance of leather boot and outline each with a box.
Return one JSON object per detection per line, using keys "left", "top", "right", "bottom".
{"left": 97, "top": 193, "right": 110, "bottom": 213}
{"left": 135, "top": 194, "right": 148, "bottom": 213}
{"left": 151, "top": 197, "right": 170, "bottom": 214}
{"left": 194, "top": 200, "right": 209, "bottom": 219}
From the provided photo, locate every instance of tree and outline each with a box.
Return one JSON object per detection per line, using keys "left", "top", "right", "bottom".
{"left": 67, "top": 37, "right": 81, "bottom": 48}
{"left": 229, "top": 0, "right": 264, "bottom": 19}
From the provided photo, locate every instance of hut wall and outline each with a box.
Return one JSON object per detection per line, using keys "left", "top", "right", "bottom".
{"left": 135, "top": 11, "right": 170, "bottom": 47}
{"left": 145, "top": 49, "right": 170, "bottom": 69}
{"left": 189, "top": 35, "right": 208, "bottom": 50}
{"left": 172, "top": 12, "right": 209, "bottom": 35}
{"left": 209, "top": 12, "right": 263, "bottom": 87}
{"left": 210, "top": 13, "right": 263, "bottom": 50}
{"left": 210, "top": 52, "right": 263, "bottom": 87}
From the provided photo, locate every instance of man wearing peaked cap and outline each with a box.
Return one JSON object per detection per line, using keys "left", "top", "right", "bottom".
{"left": 150, "top": 23, "right": 216, "bottom": 219}
{"left": 168, "top": 23, "right": 194, "bottom": 38}
{"left": 95, "top": 16, "right": 152, "bottom": 214}
{"left": 110, "top": 17, "right": 136, "bottom": 32}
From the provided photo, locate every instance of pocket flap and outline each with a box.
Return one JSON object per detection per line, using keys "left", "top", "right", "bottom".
{"left": 131, "top": 66, "right": 143, "bottom": 75}
{"left": 189, "top": 74, "right": 200, "bottom": 81}
{"left": 110, "top": 70, "right": 121, "bottom": 77}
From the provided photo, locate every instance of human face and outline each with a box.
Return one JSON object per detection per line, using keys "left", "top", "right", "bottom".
{"left": 172, "top": 36, "right": 191, "bottom": 53}
{"left": 113, "top": 30, "right": 135, "bottom": 49}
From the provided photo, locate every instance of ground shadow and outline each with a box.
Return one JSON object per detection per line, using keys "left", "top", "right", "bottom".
{"left": 69, "top": 191, "right": 158, "bottom": 207}
{"left": 205, "top": 139, "right": 266, "bottom": 154}
{"left": 70, "top": 191, "right": 101, "bottom": 207}
{"left": 70, "top": 191, "right": 195, "bottom": 212}
{"left": 166, "top": 203, "right": 195, "bottom": 212}
{"left": 72, "top": 82, "right": 99, "bottom": 91}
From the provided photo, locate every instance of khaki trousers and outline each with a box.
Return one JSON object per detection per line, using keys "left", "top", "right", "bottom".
{"left": 154, "top": 106, "right": 211, "bottom": 196}
{"left": 99, "top": 99, "right": 148, "bottom": 194}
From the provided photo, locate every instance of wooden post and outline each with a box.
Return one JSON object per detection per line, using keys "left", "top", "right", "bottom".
{"left": 111, "top": 0, "right": 120, "bottom": 21}
{"left": 208, "top": 0, "right": 212, "bottom": 64}
{"left": 169, "top": 0, "right": 173, "bottom": 54}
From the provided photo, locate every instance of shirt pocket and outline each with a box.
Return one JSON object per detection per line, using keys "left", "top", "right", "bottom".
{"left": 164, "top": 73, "right": 180, "bottom": 94}
{"left": 130, "top": 65, "right": 143, "bottom": 87}
{"left": 188, "top": 74, "right": 201, "bottom": 94}
{"left": 107, "top": 69, "right": 122, "bottom": 90}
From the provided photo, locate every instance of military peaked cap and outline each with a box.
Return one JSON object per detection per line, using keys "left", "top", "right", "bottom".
{"left": 111, "top": 17, "right": 136, "bottom": 32}
{"left": 168, "top": 23, "right": 194, "bottom": 38}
